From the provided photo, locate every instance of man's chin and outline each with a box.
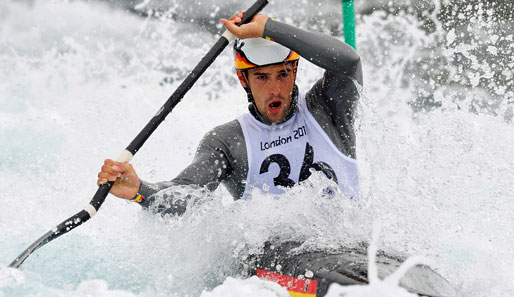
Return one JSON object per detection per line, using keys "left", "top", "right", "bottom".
{"left": 265, "top": 113, "right": 285, "bottom": 123}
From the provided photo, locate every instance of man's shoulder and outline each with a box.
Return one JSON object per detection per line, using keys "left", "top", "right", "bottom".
{"left": 209, "top": 119, "right": 243, "bottom": 137}
{"left": 200, "top": 119, "right": 244, "bottom": 147}
{"left": 196, "top": 118, "right": 248, "bottom": 167}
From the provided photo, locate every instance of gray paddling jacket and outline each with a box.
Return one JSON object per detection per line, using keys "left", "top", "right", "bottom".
{"left": 138, "top": 19, "right": 363, "bottom": 215}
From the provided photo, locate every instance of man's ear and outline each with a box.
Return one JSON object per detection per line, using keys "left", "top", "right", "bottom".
{"left": 236, "top": 70, "right": 248, "bottom": 88}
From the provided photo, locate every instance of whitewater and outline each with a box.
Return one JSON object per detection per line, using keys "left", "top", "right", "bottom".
{"left": 1, "top": 0, "right": 513, "bottom": 296}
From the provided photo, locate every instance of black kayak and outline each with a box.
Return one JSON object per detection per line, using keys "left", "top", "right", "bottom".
{"left": 246, "top": 241, "right": 457, "bottom": 297}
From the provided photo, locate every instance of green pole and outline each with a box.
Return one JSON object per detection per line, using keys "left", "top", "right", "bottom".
{"left": 342, "top": 0, "right": 356, "bottom": 50}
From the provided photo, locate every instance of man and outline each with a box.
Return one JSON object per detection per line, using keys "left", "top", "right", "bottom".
{"left": 97, "top": 12, "right": 362, "bottom": 210}
{"left": 95, "top": 11, "right": 457, "bottom": 297}
{"left": 97, "top": 11, "right": 362, "bottom": 296}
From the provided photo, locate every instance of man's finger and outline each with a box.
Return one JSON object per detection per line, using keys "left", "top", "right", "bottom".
{"left": 107, "top": 174, "right": 117, "bottom": 182}
{"left": 220, "top": 19, "right": 242, "bottom": 36}
{"left": 229, "top": 15, "right": 240, "bottom": 22}
{"left": 104, "top": 159, "right": 115, "bottom": 166}
{"left": 101, "top": 164, "right": 114, "bottom": 174}
{"left": 98, "top": 172, "right": 110, "bottom": 179}
{"left": 112, "top": 161, "right": 131, "bottom": 173}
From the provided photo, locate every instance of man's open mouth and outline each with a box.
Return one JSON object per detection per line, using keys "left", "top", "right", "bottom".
{"left": 269, "top": 101, "right": 282, "bottom": 109}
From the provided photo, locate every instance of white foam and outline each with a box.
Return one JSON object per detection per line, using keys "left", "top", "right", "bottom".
{"left": 1, "top": 1, "right": 513, "bottom": 297}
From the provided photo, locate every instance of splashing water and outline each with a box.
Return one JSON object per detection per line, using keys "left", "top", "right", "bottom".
{"left": 200, "top": 276, "right": 290, "bottom": 297}
{"left": 1, "top": 0, "right": 513, "bottom": 296}
{"left": 325, "top": 223, "right": 428, "bottom": 297}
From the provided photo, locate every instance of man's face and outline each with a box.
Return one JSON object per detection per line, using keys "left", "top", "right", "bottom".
{"left": 242, "top": 63, "right": 296, "bottom": 123}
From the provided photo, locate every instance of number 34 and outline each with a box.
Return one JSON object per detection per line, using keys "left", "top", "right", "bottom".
{"left": 259, "top": 142, "right": 338, "bottom": 188}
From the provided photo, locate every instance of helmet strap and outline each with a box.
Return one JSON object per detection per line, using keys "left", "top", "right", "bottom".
{"left": 240, "top": 61, "right": 300, "bottom": 124}
{"left": 241, "top": 71, "right": 254, "bottom": 103}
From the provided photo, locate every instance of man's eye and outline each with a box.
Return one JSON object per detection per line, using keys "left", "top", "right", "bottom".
{"left": 257, "top": 75, "right": 267, "bottom": 80}
{"left": 279, "top": 72, "right": 290, "bottom": 78}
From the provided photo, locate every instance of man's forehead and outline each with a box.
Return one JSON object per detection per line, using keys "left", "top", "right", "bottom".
{"left": 248, "top": 64, "right": 294, "bottom": 75}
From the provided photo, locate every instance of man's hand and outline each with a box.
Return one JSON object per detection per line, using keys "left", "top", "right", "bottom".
{"left": 220, "top": 10, "right": 269, "bottom": 39}
{"left": 97, "top": 159, "right": 140, "bottom": 199}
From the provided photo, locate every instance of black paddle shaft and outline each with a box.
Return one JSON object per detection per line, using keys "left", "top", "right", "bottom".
{"left": 126, "top": 0, "right": 270, "bottom": 157}
{"left": 9, "top": 0, "right": 269, "bottom": 269}
{"left": 92, "top": 0, "right": 269, "bottom": 210}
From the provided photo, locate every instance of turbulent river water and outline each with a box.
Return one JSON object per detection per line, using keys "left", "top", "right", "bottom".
{"left": 1, "top": 0, "right": 513, "bottom": 296}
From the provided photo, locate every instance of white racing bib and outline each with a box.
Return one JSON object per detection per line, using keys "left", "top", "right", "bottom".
{"left": 238, "top": 93, "right": 359, "bottom": 199}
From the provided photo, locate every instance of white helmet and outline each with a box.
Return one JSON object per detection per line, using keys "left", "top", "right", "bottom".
{"left": 233, "top": 38, "right": 300, "bottom": 71}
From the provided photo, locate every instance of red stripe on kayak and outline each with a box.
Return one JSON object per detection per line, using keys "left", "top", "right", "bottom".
{"left": 257, "top": 269, "right": 318, "bottom": 295}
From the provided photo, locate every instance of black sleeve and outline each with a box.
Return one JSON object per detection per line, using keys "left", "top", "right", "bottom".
{"left": 263, "top": 19, "right": 362, "bottom": 84}
{"left": 137, "top": 126, "right": 233, "bottom": 215}
{"left": 263, "top": 19, "right": 362, "bottom": 158}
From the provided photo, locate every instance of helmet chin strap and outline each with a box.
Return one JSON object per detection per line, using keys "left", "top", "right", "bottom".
{"left": 240, "top": 71, "right": 255, "bottom": 104}
{"left": 241, "top": 61, "right": 300, "bottom": 124}
{"left": 240, "top": 61, "right": 298, "bottom": 125}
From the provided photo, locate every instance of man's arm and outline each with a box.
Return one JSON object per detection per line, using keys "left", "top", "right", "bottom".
{"left": 263, "top": 19, "right": 362, "bottom": 159}
{"left": 137, "top": 125, "right": 234, "bottom": 215}
{"left": 264, "top": 20, "right": 362, "bottom": 85}
{"left": 220, "top": 13, "right": 361, "bottom": 81}
{"left": 98, "top": 125, "right": 234, "bottom": 216}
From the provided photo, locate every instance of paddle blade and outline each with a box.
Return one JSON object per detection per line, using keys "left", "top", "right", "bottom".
{"left": 8, "top": 210, "right": 91, "bottom": 268}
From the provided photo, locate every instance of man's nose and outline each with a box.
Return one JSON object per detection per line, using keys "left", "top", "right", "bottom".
{"left": 269, "top": 78, "right": 280, "bottom": 95}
